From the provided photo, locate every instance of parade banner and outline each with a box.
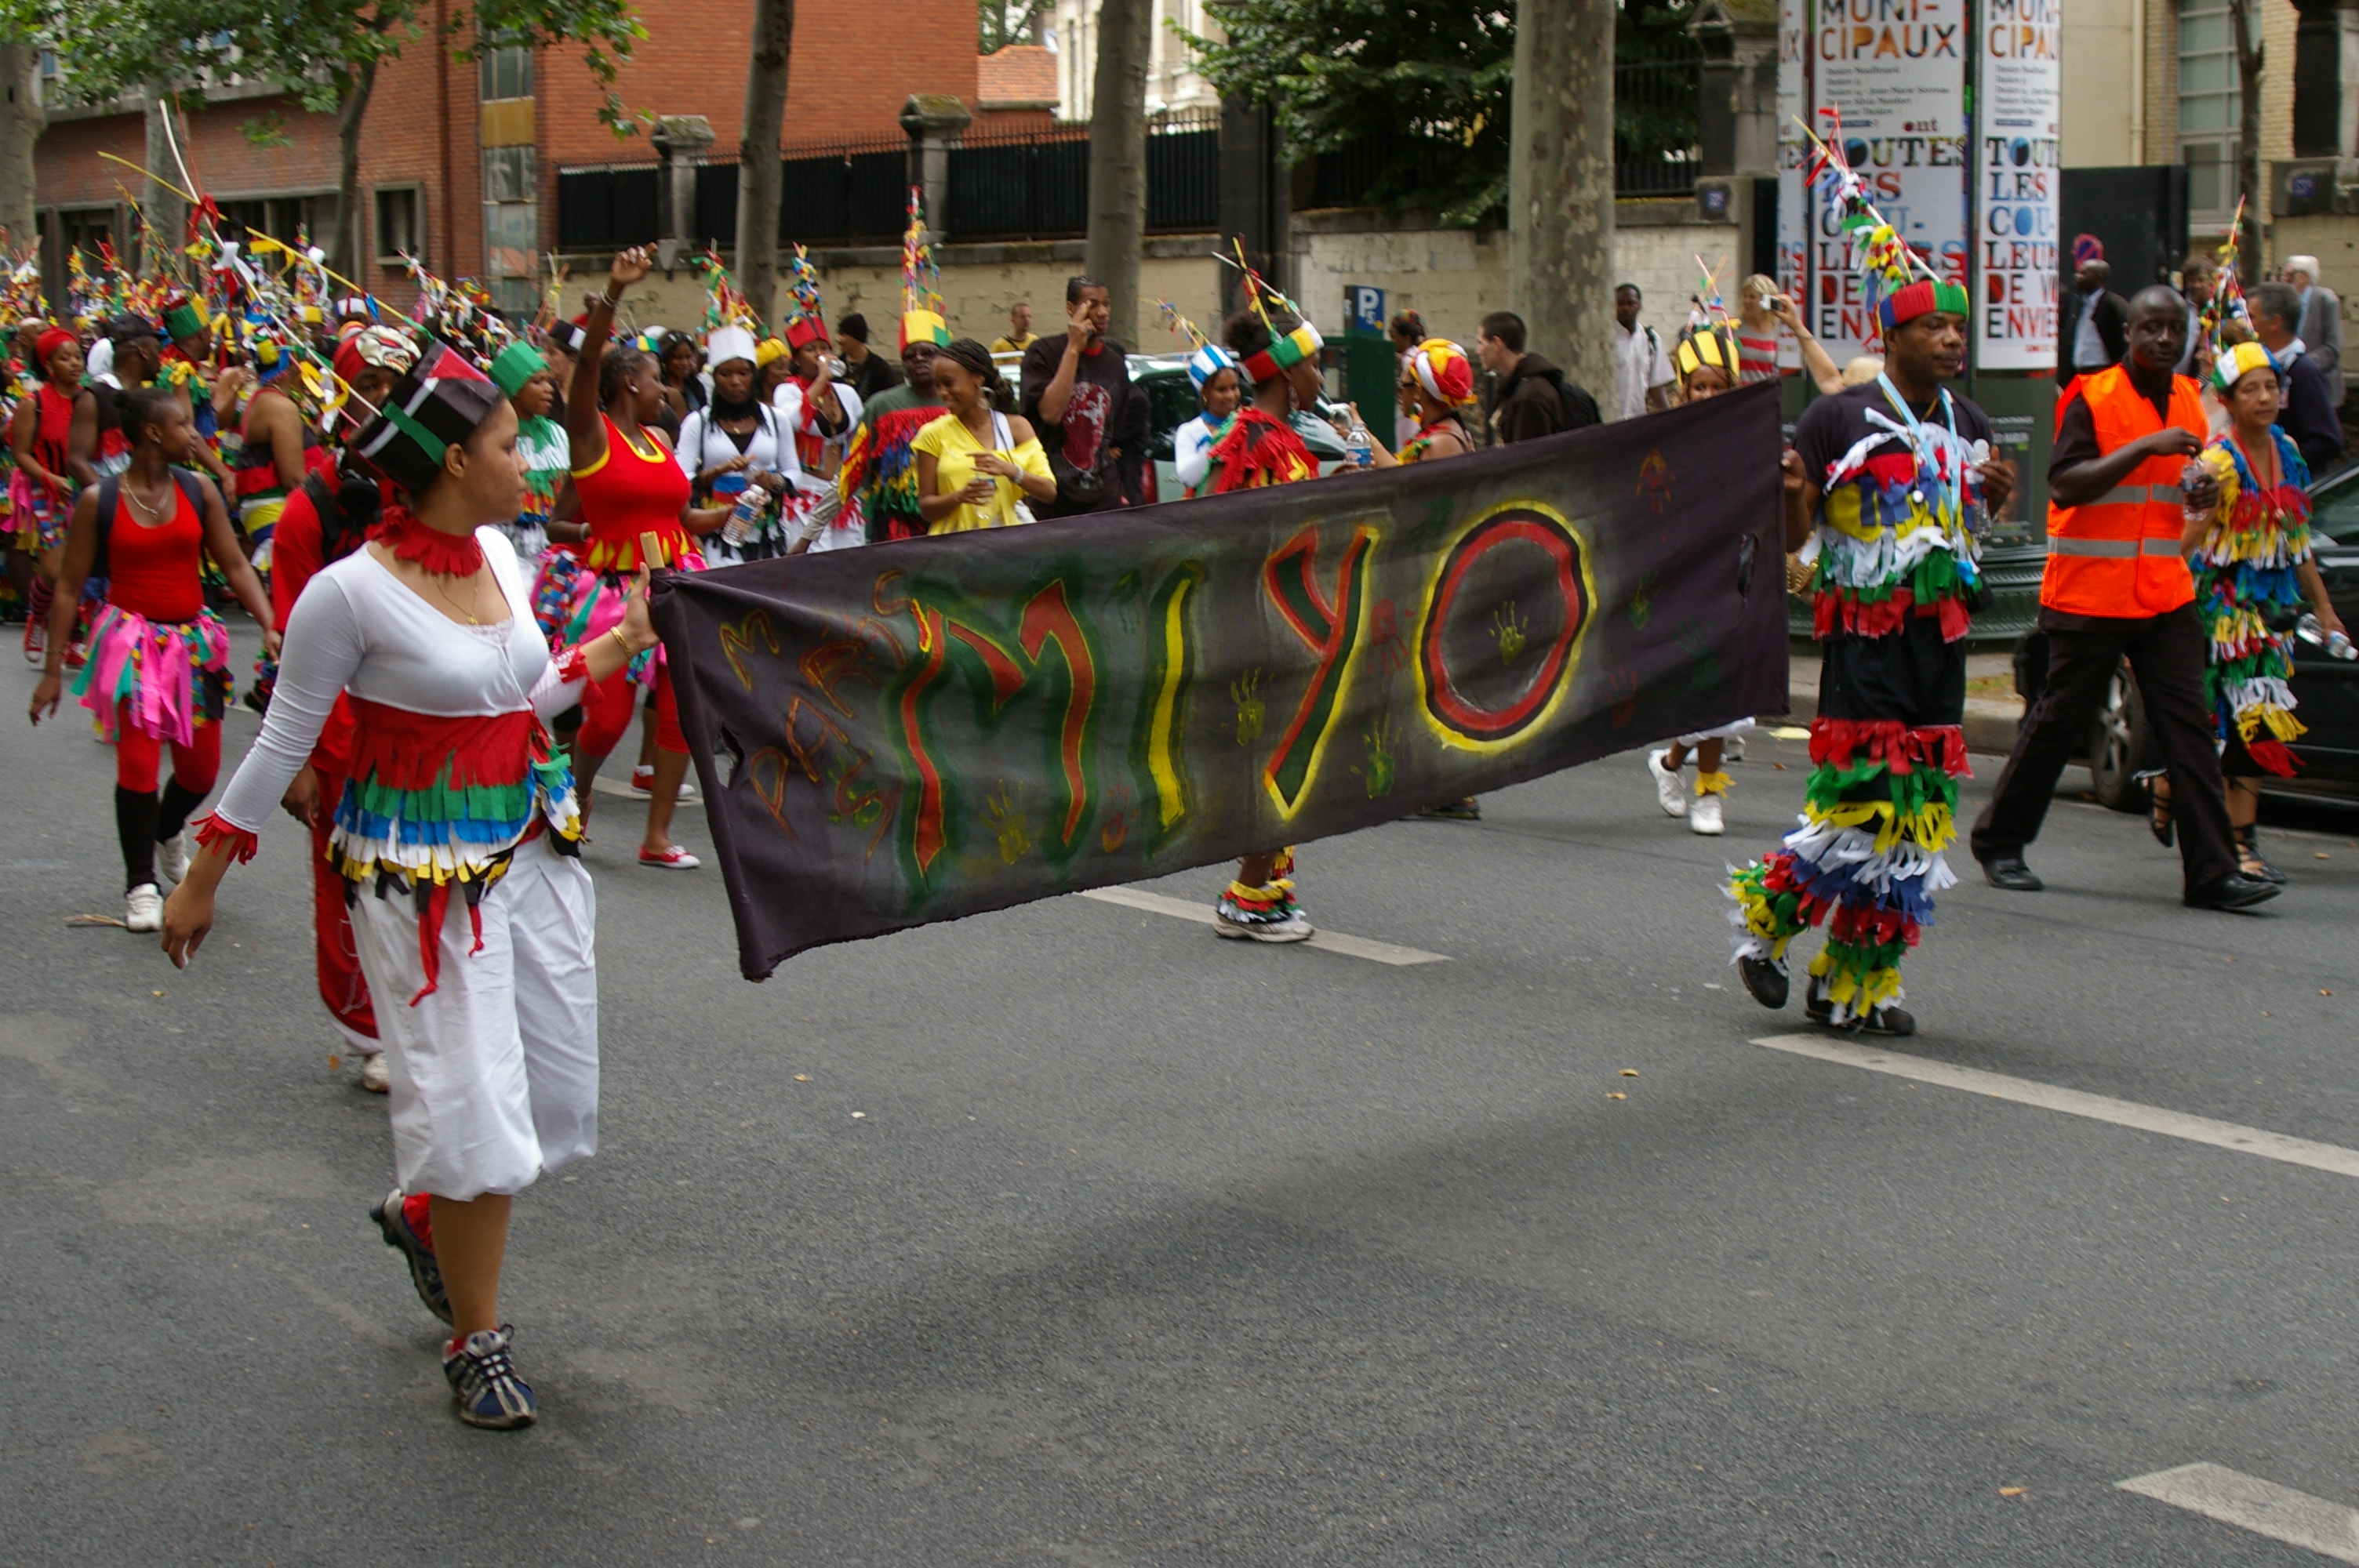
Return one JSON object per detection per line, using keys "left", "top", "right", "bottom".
{"left": 1977, "top": 0, "right": 2062, "bottom": 368}
{"left": 653, "top": 384, "right": 1788, "bottom": 981}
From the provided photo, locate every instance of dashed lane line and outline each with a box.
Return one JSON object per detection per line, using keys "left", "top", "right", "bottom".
{"left": 1751, "top": 1033, "right": 2359, "bottom": 1181}
{"left": 1078, "top": 885, "right": 1450, "bottom": 966}
{"left": 2119, "top": 1463, "right": 2359, "bottom": 1563}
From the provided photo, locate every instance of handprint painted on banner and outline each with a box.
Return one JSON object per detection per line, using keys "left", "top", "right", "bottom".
{"left": 1626, "top": 571, "right": 1657, "bottom": 630}
{"left": 1637, "top": 450, "right": 1673, "bottom": 514}
{"left": 1368, "top": 597, "right": 1409, "bottom": 675}
{"left": 1491, "top": 601, "right": 1528, "bottom": 665}
{"left": 1232, "top": 667, "right": 1265, "bottom": 745}
{"left": 1608, "top": 666, "right": 1640, "bottom": 728}
{"left": 983, "top": 781, "right": 1031, "bottom": 864}
{"left": 1349, "top": 714, "right": 1398, "bottom": 798}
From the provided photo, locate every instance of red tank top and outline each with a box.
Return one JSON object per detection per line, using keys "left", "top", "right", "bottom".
{"left": 31, "top": 383, "right": 77, "bottom": 478}
{"left": 572, "top": 414, "right": 691, "bottom": 573}
{"left": 107, "top": 474, "right": 205, "bottom": 622}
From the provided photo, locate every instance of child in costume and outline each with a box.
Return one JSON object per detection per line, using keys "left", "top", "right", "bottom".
{"left": 1647, "top": 324, "right": 1753, "bottom": 837}
{"left": 1170, "top": 344, "right": 1242, "bottom": 498}
{"left": 1207, "top": 290, "right": 1328, "bottom": 942}
{"left": 163, "top": 338, "right": 663, "bottom": 1432}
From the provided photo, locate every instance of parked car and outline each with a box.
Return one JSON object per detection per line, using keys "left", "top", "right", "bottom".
{"left": 2012, "top": 456, "right": 2359, "bottom": 808}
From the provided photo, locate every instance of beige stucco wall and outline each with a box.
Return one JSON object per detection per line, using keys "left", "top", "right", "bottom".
{"left": 2063, "top": 0, "right": 2141, "bottom": 166}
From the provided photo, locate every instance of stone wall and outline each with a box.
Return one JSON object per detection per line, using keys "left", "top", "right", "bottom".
{"left": 587, "top": 198, "right": 1746, "bottom": 362}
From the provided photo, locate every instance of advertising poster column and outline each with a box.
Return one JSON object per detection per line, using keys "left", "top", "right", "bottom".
{"left": 1777, "top": 0, "right": 1810, "bottom": 371}
{"left": 1806, "top": 0, "right": 1970, "bottom": 368}
{"left": 1976, "top": 0, "right": 2060, "bottom": 370}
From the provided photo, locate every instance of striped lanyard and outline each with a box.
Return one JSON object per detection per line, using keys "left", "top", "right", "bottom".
{"left": 1874, "top": 372, "right": 1960, "bottom": 517}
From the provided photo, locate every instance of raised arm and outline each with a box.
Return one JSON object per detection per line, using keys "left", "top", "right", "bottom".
{"left": 565, "top": 245, "right": 656, "bottom": 475}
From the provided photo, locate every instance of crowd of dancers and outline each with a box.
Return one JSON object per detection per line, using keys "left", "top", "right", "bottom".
{"left": 1, "top": 138, "right": 2345, "bottom": 1428}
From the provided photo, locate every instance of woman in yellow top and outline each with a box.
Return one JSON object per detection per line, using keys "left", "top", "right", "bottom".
{"left": 913, "top": 339, "right": 1056, "bottom": 533}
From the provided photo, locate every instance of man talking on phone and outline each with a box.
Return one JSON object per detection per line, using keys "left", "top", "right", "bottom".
{"left": 1021, "top": 275, "right": 1133, "bottom": 517}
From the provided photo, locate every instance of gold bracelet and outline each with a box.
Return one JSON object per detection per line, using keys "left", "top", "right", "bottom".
{"left": 609, "top": 625, "right": 632, "bottom": 655}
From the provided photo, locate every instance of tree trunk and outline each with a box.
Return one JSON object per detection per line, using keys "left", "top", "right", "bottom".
{"left": 331, "top": 60, "right": 380, "bottom": 285}
{"left": 737, "top": 0, "right": 794, "bottom": 331}
{"left": 1508, "top": 0, "right": 1617, "bottom": 401}
{"left": 1084, "top": 0, "right": 1152, "bottom": 347}
{"left": 141, "top": 95, "right": 187, "bottom": 281}
{"left": 0, "top": 40, "right": 44, "bottom": 247}
{"left": 2232, "top": 0, "right": 2266, "bottom": 273}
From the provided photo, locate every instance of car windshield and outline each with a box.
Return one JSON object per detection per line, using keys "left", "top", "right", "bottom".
{"left": 2311, "top": 464, "right": 2359, "bottom": 545}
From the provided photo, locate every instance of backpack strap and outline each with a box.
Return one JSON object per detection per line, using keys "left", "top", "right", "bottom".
{"left": 92, "top": 474, "right": 119, "bottom": 580}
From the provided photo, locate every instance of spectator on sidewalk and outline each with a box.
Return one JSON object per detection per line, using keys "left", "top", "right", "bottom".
{"left": 2060, "top": 240, "right": 2128, "bottom": 380}
{"left": 1476, "top": 311, "right": 1600, "bottom": 445}
{"left": 2284, "top": 255, "right": 2344, "bottom": 407}
{"left": 1020, "top": 275, "right": 1132, "bottom": 517}
{"left": 1612, "top": 285, "right": 1674, "bottom": 419}
{"left": 989, "top": 302, "right": 1037, "bottom": 358}
{"left": 1735, "top": 275, "right": 1846, "bottom": 394}
{"left": 2173, "top": 256, "right": 2214, "bottom": 376}
{"left": 2248, "top": 282, "right": 2344, "bottom": 474}
{"left": 834, "top": 314, "right": 904, "bottom": 405}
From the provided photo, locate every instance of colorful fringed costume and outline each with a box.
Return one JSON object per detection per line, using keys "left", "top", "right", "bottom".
{"left": 2189, "top": 426, "right": 2314, "bottom": 775}
{"left": 840, "top": 405, "right": 948, "bottom": 542}
{"left": 1208, "top": 408, "right": 1317, "bottom": 493}
{"left": 1728, "top": 367, "right": 1992, "bottom": 1024}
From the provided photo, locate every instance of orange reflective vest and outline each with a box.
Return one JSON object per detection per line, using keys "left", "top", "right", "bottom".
{"left": 2039, "top": 365, "right": 2201, "bottom": 617}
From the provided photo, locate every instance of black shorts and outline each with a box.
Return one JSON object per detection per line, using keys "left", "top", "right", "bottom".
{"left": 1817, "top": 615, "right": 1967, "bottom": 729}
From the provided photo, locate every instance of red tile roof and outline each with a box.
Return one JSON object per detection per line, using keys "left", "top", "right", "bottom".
{"left": 977, "top": 45, "right": 1057, "bottom": 106}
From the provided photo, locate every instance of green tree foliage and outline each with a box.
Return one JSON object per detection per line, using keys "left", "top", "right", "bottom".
{"left": 978, "top": 0, "right": 1052, "bottom": 54}
{"left": 1183, "top": 0, "right": 1699, "bottom": 227}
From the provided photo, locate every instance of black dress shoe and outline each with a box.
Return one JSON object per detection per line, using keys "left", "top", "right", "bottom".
{"left": 1856, "top": 1004, "right": 1916, "bottom": 1037}
{"left": 1738, "top": 955, "right": 1789, "bottom": 1009}
{"left": 2186, "top": 873, "right": 2281, "bottom": 912}
{"left": 1979, "top": 854, "right": 2044, "bottom": 891}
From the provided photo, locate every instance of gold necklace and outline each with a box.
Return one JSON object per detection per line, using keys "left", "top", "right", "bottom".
{"left": 430, "top": 569, "right": 486, "bottom": 626}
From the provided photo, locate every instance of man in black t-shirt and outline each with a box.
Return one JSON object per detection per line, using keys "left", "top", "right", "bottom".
{"left": 1020, "top": 275, "right": 1132, "bottom": 517}
{"left": 1726, "top": 280, "right": 2013, "bottom": 1040}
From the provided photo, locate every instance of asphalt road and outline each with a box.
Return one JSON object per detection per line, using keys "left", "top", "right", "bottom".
{"left": 5, "top": 629, "right": 2357, "bottom": 1566}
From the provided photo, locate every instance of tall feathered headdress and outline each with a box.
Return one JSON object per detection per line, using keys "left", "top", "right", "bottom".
{"left": 899, "top": 189, "right": 948, "bottom": 350}
{"left": 1798, "top": 108, "right": 1968, "bottom": 336}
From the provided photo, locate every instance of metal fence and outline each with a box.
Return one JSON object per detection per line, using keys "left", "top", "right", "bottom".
{"left": 1615, "top": 46, "right": 1703, "bottom": 197}
{"left": 558, "top": 108, "right": 1223, "bottom": 254}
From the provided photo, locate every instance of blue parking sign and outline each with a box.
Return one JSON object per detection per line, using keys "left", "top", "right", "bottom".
{"left": 1349, "top": 285, "right": 1386, "bottom": 331}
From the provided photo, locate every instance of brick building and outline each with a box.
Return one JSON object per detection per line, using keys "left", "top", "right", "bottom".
{"left": 30, "top": 0, "right": 980, "bottom": 311}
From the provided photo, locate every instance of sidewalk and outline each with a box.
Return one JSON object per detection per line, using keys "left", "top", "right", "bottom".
{"left": 1779, "top": 644, "right": 2026, "bottom": 756}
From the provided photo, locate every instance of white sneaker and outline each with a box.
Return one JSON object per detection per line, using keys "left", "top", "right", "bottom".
{"left": 1647, "top": 750, "right": 1687, "bottom": 816}
{"left": 359, "top": 1051, "right": 390, "bottom": 1093}
{"left": 125, "top": 883, "right": 163, "bottom": 932}
{"left": 1689, "top": 791, "right": 1725, "bottom": 836}
{"left": 155, "top": 834, "right": 189, "bottom": 885}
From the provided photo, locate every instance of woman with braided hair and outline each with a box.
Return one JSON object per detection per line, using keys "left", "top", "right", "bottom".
{"left": 912, "top": 338, "right": 1055, "bottom": 533}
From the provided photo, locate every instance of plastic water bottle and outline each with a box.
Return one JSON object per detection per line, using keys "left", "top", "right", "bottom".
{"left": 1343, "top": 408, "right": 1372, "bottom": 470}
{"left": 2297, "top": 612, "right": 2359, "bottom": 661}
{"left": 721, "top": 481, "right": 766, "bottom": 547}
{"left": 2179, "top": 459, "right": 2214, "bottom": 529}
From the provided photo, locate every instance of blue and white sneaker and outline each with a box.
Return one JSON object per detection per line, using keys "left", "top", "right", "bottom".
{"left": 443, "top": 1325, "right": 536, "bottom": 1429}
{"left": 369, "top": 1189, "right": 452, "bottom": 1324}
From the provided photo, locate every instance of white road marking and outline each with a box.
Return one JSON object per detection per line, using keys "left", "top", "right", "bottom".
{"left": 2118, "top": 1463, "right": 2359, "bottom": 1563}
{"left": 1078, "top": 885, "right": 1449, "bottom": 966}
{"left": 1751, "top": 1033, "right": 2359, "bottom": 1180}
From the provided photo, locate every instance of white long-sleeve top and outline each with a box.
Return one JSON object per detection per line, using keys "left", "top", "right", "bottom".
{"left": 675, "top": 401, "right": 800, "bottom": 495}
{"left": 1173, "top": 412, "right": 1219, "bottom": 495}
{"left": 212, "top": 528, "right": 587, "bottom": 837}
{"left": 772, "top": 379, "right": 863, "bottom": 495}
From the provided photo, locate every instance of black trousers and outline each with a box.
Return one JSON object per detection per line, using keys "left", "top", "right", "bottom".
{"left": 1969, "top": 602, "right": 2237, "bottom": 896}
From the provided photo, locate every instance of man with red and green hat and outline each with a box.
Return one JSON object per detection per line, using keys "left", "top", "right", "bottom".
{"left": 1727, "top": 277, "right": 2016, "bottom": 1038}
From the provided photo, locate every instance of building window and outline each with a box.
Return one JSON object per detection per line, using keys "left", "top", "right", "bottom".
{"left": 2178, "top": 0, "right": 2240, "bottom": 219}
{"left": 217, "top": 193, "right": 338, "bottom": 249}
{"left": 373, "top": 186, "right": 422, "bottom": 262}
{"left": 479, "top": 44, "right": 533, "bottom": 102}
{"left": 484, "top": 146, "right": 540, "bottom": 315}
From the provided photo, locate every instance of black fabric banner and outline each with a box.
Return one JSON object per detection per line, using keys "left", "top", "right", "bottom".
{"left": 652, "top": 380, "right": 1787, "bottom": 979}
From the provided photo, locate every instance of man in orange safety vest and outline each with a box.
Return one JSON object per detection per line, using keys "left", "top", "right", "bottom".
{"left": 1970, "top": 286, "right": 2278, "bottom": 910}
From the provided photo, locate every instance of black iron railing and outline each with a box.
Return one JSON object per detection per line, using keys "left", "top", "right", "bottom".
{"left": 1615, "top": 45, "right": 1703, "bottom": 197}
